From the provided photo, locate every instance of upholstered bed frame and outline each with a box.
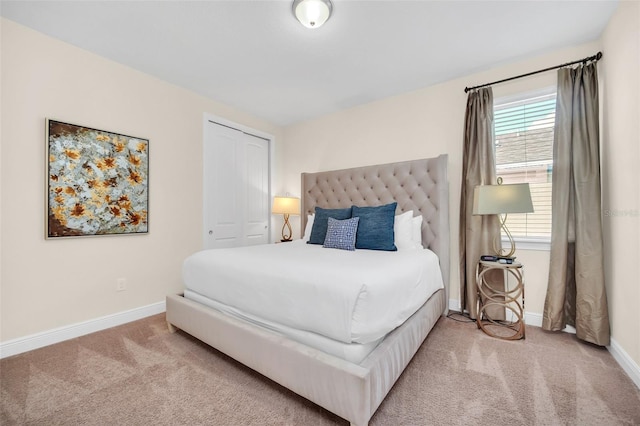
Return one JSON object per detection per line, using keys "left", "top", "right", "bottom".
{"left": 166, "top": 154, "right": 450, "bottom": 426}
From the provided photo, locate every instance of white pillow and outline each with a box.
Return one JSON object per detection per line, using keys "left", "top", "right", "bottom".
{"left": 394, "top": 211, "right": 416, "bottom": 250}
{"left": 412, "top": 215, "right": 424, "bottom": 249}
{"left": 302, "top": 214, "right": 314, "bottom": 242}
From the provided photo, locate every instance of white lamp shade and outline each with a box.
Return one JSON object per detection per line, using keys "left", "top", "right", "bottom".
{"left": 272, "top": 196, "right": 300, "bottom": 215}
{"left": 473, "top": 183, "right": 534, "bottom": 215}
{"left": 293, "top": 0, "right": 332, "bottom": 28}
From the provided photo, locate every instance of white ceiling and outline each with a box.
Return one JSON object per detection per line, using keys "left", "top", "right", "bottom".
{"left": 1, "top": 0, "right": 618, "bottom": 126}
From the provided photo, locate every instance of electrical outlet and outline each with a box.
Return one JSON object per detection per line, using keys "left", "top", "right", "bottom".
{"left": 116, "top": 278, "right": 127, "bottom": 292}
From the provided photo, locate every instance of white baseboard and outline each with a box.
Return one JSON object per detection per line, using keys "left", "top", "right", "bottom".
{"left": 448, "top": 298, "right": 461, "bottom": 312}
{"left": 608, "top": 338, "right": 640, "bottom": 390}
{"left": 447, "top": 298, "right": 544, "bottom": 327}
{"left": 524, "top": 311, "right": 542, "bottom": 327}
{"left": 0, "top": 301, "right": 166, "bottom": 359}
{"left": 448, "top": 298, "right": 572, "bottom": 331}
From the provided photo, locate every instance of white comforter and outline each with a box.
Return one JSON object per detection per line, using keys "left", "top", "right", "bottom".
{"left": 182, "top": 241, "right": 444, "bottom": 344}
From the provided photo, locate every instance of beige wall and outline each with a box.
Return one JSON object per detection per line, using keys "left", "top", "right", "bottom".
{"left": 0, "top": 19, "right": 284, "bottom": 341}
{"left": 601, "top": 0, "right": 640, "bottom": 366}
{"left": 283, "top": 42, "right": 601, "bottom": 320}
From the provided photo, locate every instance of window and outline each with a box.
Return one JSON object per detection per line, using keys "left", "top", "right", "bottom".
{"left": 494, "top": 91, "right": 555, "bottom": 242}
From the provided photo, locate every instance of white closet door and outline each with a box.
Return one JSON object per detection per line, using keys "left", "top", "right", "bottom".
{"left": 203, "top": 120, "right": 270, "bottom": 249}
{"left": 243, "top": 136, "right": 270, "bottom": 245}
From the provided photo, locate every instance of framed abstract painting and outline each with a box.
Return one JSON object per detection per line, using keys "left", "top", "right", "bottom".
{"left": 46, "top": 119, "right": 149, "bottom": 238}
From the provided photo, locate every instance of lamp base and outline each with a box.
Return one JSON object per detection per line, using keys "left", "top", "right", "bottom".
{"left": 492, "top": 214, "right": 517, "bottom": 258}
{"left": 281, "top": 213, "right": 293, "bottom": 242}
{"left": 280, "top": 238, "right": 293, "bottom": 242}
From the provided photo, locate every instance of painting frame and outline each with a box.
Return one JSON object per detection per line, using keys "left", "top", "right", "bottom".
{"left": 46, "top": 119, "right": 149, "bottom": 239}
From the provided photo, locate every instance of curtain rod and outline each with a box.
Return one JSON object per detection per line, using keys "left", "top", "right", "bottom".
{"left": 463, "top": 51, "right": 602, "bottom": 93}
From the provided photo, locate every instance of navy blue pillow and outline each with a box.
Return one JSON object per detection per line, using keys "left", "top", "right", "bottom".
{"left": 352, "top": 202, "right": 398, "bottom": 251}
{"left": 307, "top": 207, "right": 352, "bottom": 245}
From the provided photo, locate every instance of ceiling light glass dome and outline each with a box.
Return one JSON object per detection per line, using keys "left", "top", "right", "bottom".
{"left": 293, "top": 0, "right": 332, "bottom": 29}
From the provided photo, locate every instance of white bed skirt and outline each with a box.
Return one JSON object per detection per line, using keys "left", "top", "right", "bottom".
{"left": 166, "top": 288, "right": 445, "bottom": 426}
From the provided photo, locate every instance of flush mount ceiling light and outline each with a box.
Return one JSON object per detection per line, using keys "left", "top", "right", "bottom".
{"left": 292, "top": 0, "right": 333, "bottom": 29}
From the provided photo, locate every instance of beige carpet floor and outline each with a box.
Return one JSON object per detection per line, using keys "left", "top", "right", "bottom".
{"left": 2, "top": 313, "right": 639, "bottom": 425}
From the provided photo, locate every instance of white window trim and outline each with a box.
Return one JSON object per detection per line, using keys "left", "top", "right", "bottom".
{"left": 503, "top": 236, "right": 550, "bottom": 251}
{"left": 494, "top": 85, "right": 556, "bottom": 108}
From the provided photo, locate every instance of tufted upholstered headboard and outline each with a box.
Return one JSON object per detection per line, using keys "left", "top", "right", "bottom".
{"left": 301, "top": 154, "right": 450, "bottom": 308}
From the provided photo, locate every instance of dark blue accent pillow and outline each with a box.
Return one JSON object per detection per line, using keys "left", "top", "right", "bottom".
{"left": 323, "top": 217, "right": 359, "bottom": 251}
{"left": 352, "top": 202, "right": 398, "bottom": 251}
{"left": 307, "top": 207, "right": 352, "bottom": 245}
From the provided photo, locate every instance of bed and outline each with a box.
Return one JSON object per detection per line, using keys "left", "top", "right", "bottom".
{"left": 166, "top": 154, "right": 450, "bottom": 426}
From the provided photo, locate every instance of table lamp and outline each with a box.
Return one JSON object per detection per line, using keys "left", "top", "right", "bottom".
{"left": 272, "top": 196, "right": 300, "bottom": 242}
{"left": 472, "top": 178, "right": 534, "bottom": 258}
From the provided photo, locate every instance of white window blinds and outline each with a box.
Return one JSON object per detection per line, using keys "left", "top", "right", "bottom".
{"left": 494, "top": 92, "right": 556, "bottom": 239}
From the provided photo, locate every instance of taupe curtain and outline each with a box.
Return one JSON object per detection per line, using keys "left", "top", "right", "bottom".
{"left": 459, "top": 88, "right": 503, "bottom": 319}
{"left": 543, "top": 62, "right": 610, "bottom": 346}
